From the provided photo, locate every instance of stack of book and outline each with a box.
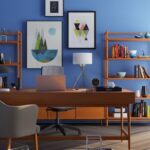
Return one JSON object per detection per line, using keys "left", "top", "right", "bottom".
{"left": 113, "top": 107, "right": 127, "bottom": 118}
{"left": 134, "top": 65, "right": 150, "bottom": 78}
{"left": 111, "top": 44, "right": 129, "bottom": 58}
{"left": 132, "top": 101, "right": 147, "bottom": 117}
{"left": 146, "top": 105, "right": 150, "bottom": 118}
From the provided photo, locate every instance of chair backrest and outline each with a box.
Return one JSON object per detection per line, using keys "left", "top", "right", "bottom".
{"left": 41, "top": 66, "right": 64, "bottom": 75}
{"left": 0, "top": 100, "right": 39, "bottom": 138}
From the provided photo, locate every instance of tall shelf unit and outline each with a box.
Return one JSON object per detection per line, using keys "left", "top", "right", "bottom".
{"left": 0, "top": 31, "right": 22, "bottom": 85}
{"left": 104, "top": 31, "right": 150, "bottom": 125}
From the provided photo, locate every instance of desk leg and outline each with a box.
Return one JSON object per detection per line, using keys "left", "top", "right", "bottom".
{"left": 128, "top": 104, "right": 131, "bottom": 150}
{"left": 121, "top": 107, "right": 123, "bottom": 142}
{"left": 105, "top": 107, "right": 108, "bottom": 127}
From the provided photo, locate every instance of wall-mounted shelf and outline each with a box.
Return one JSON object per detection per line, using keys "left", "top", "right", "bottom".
{"left": 104, "top": 31, "right": 150, "bottom": 126}
{"left": 0, "top": 31, "right": 22, "bottom": 84}
{"left": 108, "top": 58, "right": 150, "bottom": 61}
{"left": 107, "top": 76, "right": 150, "bottom": 80}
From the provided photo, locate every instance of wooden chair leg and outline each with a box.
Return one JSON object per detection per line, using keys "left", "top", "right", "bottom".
{"left": 7, "top": 138, "right": 11, "bottom": 150}
{"left": 34, "top": 133, "right": 39, "bottom": 150}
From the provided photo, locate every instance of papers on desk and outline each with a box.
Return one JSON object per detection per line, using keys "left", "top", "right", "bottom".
{"left": 72, "top": 88, "right": 89, "bottom": 92}
{"left": 0, "top": 88, "right": 10, "bottom": 92}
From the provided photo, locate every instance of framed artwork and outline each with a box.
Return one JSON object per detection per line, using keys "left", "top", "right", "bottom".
{"left": 68, "top": 11, "right": 96, "bottom": 49}
{"left": 45, "top": 0, "right": 64, "bottom": 16}
{"left": 27, "top": 21, "right": 62, "bottom": 68}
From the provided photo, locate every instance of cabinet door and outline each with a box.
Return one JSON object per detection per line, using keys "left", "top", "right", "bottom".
{"left": 38, "top": 107, "right": 76, "bottom": 119}
{"left": 38, "top": 107, "right": 47, "bottom": 119}
{"left": 76, "top": 107, "right": 105, "bottom": 119}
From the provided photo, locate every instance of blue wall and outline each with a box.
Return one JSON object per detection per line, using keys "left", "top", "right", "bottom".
{"left": 1, "top": 0, "right": 150, "bottom": 90}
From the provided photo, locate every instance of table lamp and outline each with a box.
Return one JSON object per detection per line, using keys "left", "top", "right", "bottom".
{"left": 73, "top": 52, "right": 92, "bottom": 88}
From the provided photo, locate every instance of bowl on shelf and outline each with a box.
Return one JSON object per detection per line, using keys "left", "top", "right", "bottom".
{"left": 117, "top": 72, "right": 126, "bottom": 78}
{"left": 129, "top": 50, "right": 137, "bottom": 58}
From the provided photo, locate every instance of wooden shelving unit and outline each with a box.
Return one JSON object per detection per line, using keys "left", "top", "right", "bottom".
{"left": 104, "top": 31, "right": 150, "bottom": 125}
{"left": 0, "top": 31, "right": 22, "bottom": 84}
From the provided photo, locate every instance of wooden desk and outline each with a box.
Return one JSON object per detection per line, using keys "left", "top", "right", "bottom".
{"left": 0, "top": 89, "right": 135, "bottom": 150}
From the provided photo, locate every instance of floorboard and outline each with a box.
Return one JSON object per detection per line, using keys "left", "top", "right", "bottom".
{"left": 1, "top": 125, "right": 150, "bottom": 150}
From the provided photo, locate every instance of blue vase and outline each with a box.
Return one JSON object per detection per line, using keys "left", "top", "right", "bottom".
{"left": 145, "top": 32, "right": 150, "bottom": 38}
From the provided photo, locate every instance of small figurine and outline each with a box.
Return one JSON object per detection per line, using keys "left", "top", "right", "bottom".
{"left": 145, "top": 32, "right": 150, "bottom": 38}
{"left": 135, "top": 33, "right": 144, "bottom": 38}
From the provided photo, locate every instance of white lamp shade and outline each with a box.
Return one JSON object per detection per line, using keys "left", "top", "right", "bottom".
{"left": 73, "top": 53, "right": 92, "bottom": 65}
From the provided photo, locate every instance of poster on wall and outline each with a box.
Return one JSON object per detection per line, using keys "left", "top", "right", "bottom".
{"left": 27, "top": 21, "right": 62, "bottom": 68}
{"left": 68, "top": 11, "right": 96, "bottom": 49}
{"left": 45, "top": 0, "right": 64, "bottom": 16}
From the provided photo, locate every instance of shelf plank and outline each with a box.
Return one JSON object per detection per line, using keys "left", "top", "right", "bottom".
{"left": 108, "top": 117, "right": 150, "bottom": 121}
{"left": 107, "top": 75, "right": 150, "bottom": 80}
{"left": 0, "top": 62, "right": 18, "bottom": 66}
{"left": 106, "top": 32, "right": 148, "bottom": 35}
{"left": 0, "top": 41, "right": 18, "bottom": 44}
{"left": 108, "top": 57, "right": 150, "bottom": 60}
{"left": 107, "top": 38, "right": 150, "bottom": 42}
{"left": 0, "top": 32, "right": 21, "bottom": 35}
{"left": 136, "top": 95, "right": 150, "bottom": 100}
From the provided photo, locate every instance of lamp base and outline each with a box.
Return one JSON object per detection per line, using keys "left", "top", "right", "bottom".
{"left": 73, "top": 65, "right": 91, "bottom": 88}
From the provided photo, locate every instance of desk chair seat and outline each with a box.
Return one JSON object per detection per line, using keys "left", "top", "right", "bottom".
{"left": 46, "top": 106, "right": 81, "bottom": 136}
{"left": 41, "top": 66, "right": 81, "bottom": 136}
{"left": 0, "top": 100, "right": 39, "bottom": 150}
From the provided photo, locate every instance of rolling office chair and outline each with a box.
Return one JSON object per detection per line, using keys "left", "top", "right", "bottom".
{"left": 0, "top": 100, "right": 39, "bottom": 150}
{"left": 41, "top": 66, "right": 81, "bottom": 136}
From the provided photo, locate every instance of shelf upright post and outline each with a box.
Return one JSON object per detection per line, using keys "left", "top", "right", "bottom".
{"left": 104, "top": 31, "right": 109, "bottom": 127}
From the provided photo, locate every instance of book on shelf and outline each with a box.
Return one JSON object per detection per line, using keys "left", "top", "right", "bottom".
{"left": 113, "top": 112, "right": 127, "bottom": 118}
{"left": 111, "top": 44, "right": 128, "bottom": 58}
{"left": 134, "top": 65, "right": 150, "bottom": 78}
{"left": 146, "top": 105, "right": 150, "bottom": 118}
{"left": 114, "top": 107, "right": 125, "bottom": 113}
{"left": 132, "top": 102, "right": 148, "bottom": 117}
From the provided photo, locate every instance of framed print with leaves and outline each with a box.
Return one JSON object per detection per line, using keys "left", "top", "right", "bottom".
{"left": 27, "top": 21, "right": 62, "bottom": 68}
{"left": 45, "top": 0, "right": 64, "bottom": 16}
{"left": 68, "top": 11, "right": 96, "bottom": 49}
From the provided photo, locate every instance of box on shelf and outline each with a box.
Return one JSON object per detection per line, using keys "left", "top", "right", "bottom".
{"left": 113, "top": 113, "right": 127, "bottom": 118}
{"left": 114, "top": 107, "right": 125, "bottom": 113}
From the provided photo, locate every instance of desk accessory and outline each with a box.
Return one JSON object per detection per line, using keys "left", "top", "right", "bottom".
{"left": 73, "top": 53, "right": 92, "bottom": 88}
{"left": 92, "top": 78, "right": 100, "bottom": 87}
{"left": 107, "top": 81, "right": 115, "bottom": 88}
{"left": 96, "top": 86, "right": 122, "bottom": 91}
{"left": 0, "top": 88, "right": 10, "bottom": 92}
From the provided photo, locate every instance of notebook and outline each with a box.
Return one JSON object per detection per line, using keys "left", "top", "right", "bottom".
{"left": 36, "top": 75, "right": 66, "bottom": 91}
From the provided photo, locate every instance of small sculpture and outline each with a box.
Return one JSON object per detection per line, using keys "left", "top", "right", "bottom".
{"left": 145, "top": 32, "right": 150, "bottom": 38}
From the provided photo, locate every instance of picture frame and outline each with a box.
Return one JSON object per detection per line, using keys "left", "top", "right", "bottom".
{"left": 27, "top": 21, "right": 62, "bottom": 68}
{"left": 45, "top": 0, "right": 64, "bottom": 16}
{"left": 68, "top": 11, "right": 96, "bottom": 49}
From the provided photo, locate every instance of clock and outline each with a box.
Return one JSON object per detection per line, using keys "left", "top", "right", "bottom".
{"left": 92, "top": 78, "right": 100, "bottom": 87}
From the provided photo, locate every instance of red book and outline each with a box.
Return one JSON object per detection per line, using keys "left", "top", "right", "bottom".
{"left": 115, "top": 44, "right": 118, "bottom": 58}
{"left": 121, "top": 45, "right": 125, "bottom": 58}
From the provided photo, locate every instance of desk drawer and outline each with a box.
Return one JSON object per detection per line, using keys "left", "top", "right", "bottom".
{"left": 38, "top": 107, "right": 105, "bottom": 120}
{"left": 38, "top": 107, "right": 75, "bottom": 119}
{"left": 76, "top": 107, "right": 105, "bottom": 119}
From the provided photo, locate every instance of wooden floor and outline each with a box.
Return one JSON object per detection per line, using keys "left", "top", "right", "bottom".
{"left": 1, "top": 125, "right": 150, "bottom": 150}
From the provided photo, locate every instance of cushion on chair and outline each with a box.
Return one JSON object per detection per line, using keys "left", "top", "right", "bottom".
{"left": 46, "top": 107, "right": 75, "bottom": 112}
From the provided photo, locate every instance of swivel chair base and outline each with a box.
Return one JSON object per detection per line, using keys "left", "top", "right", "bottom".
{"left": 43, "top": 123, "right": 81, "bottom": 136}
{"left": 42, "top": 109, "right": 81, "bottom": 136}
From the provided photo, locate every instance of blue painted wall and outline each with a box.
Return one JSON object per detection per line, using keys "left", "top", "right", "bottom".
{"left": 0, "top": 0, "right": 150, "bottom": 91}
